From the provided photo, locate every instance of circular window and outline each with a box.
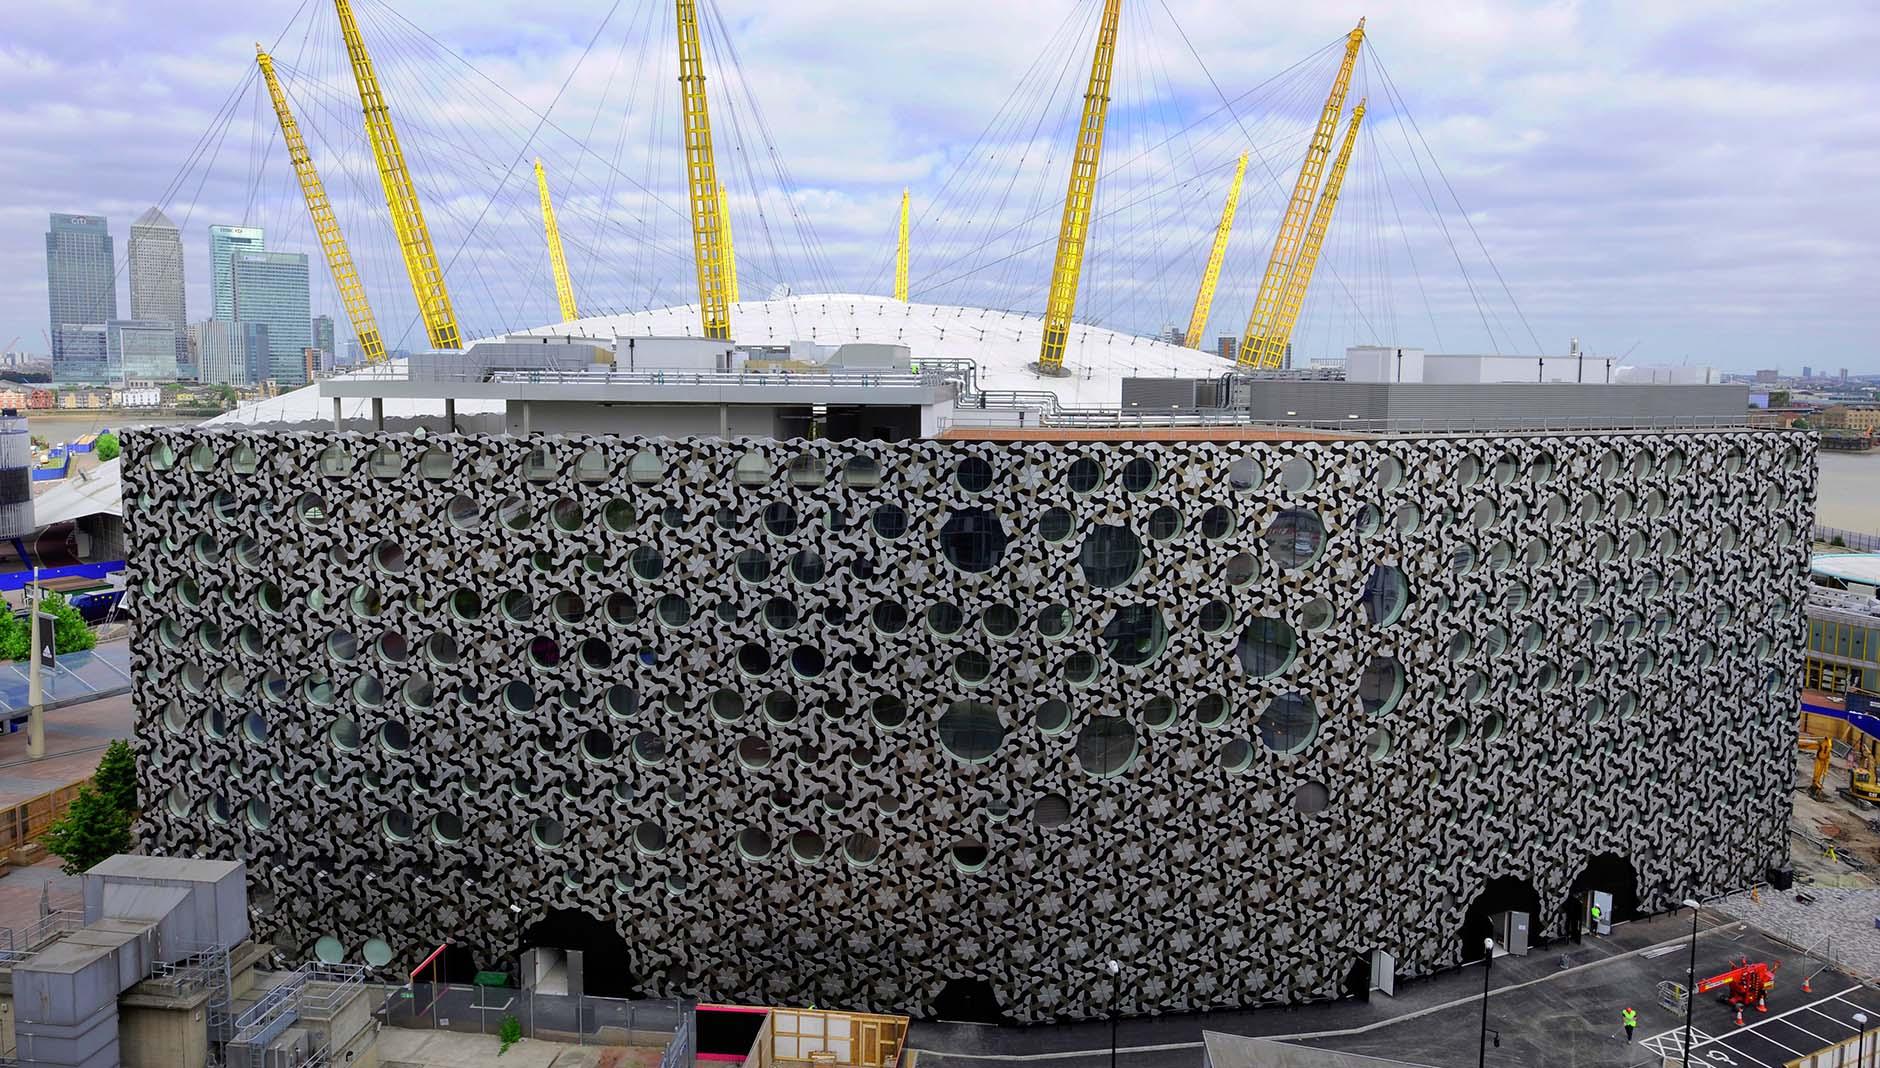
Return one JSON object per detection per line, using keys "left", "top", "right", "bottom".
{"left": 1199, "top": 599, "right": 1234, "bottom": 635}
{"left": 383, "top": 809, "right": 413, "bottom": 842}
{"left": 1293, "top": 781, "right": 1331, "bottom": 815}
{"left": 1100, "top": 606, "right": 1167, "bottom": 667}
{"left": 503, "top": 681, "right": 536, "bottom": 714}
{"left": 379, "top": 720, "right": 410, "bottom": 753}
{"left": 1067, "top": 458, "right": 1103, "bottom": 493}
{"left": 956, "top": 457, "right": 995, "bottom": 493}
{"left": 1120, "top": 457, "right": 1156, "bottom": 493}
{"left": 841, "top": 832, "right": 881, "bottom": 867}
{"left": 1078, "top": 525, "right": 1142, "bottom": 588}
{"left": 938, "top": 701, "right": 1003, "bottom": 764}
{"left": 789, "top": 550, "right": 826, "bottom": 584}
{"left": 1279, "top": 456, "right": 1315, "bottom": 494}
{"left": 762, "top": 502, "right": 798, "bottom": 537}
{"left": 629, "top": 546, "right": 664, "bottom": 581}
{"left": 1300, "top": 598, "right": 1334, "bottom": 633}
{"left": 627, "top": 450, "right": 664, "bottom": 484}
{"left": 1443, "top": 717, "right": 1469, "bottom": 749}
{"left": 634, "top": 823, "right": 668, "bottom": 855}
{"left": 1035, "top": 699, "right": 1071, "bottom": 735}
{"left": 656, "top": 594, "right": 690, "bottom": 627}
{"left": 1263, "top": 510, "right": 1326, "bottom": 570}
{"left": 1147, "top": 506, "right": 1182, "bottom": 541}
{"left": 737, "top": 644, "right": 771, "bottom": 676}
{"left": 1257, "top": 694, "right": 1318, "bottom": 755}
{"left": 1359, "top": 657, "right": 1404, "bottom": 715}
{"left": 954, "top": 650, "right": 993, "bottom": 685}
{"left": 1037, "top": 604, "right": 1072, "bottom": 640}
{"left": 1219, "top": 738, "right": 1255, "bottom": 774}
{"left": 1225, "top": 552, "right": 1259, "bottom": 586}
{"left": 927, "top": 603, "right": 965, "bottom": 637}
{"left": 1199, "top": 505, "right": 1234, "bottom": 540}
{"left": 982, "top": 604, "right": 1020, "bottom": 639}
{"left": 1393, "top": 504, "right": 1421, "bottom": 534}
{"left": 1039, "top": 507, "right": 1074, "bottom": 542}
{"left": 790, "top": 831, "right": 826, "bottom": 864}
{"left": 870, "top": 695, "right": 908, "bottom": 730}
{"left": 580, "top": 730, "right": 615, "bottom": 762}
{"left": 949, "top": 840, "right": 991, "bottom": 873}
{"left": 296, "top": 492, "right": 329, "bottom": 526}
{"left": 1363, "top": 728, "right": 1392, "bottom": 762}
{"left": 787, "top": 454, "right": 828, "bottom": 487}
{"left": 1228, "top": 458, "right": 1263, "bottom": 492}
{"left": 1236, "top": 618, "right": 1296, "bottom": 678}
{"left": 790, "top": 646, "right": 826, "bottom": 678}
{"left": 1074, "top": 715, "right": 1138, "bottom": 779}
{"left": 1034, "top": 794, "right": 1072, "bottom": 830}
{"left": 1063, "top": 651, "right": 1099, "bottom": 686}
{"left": 738, "top": 827, "right": 773, "bottom": 859}
{"left": 329, "top": 716, "right": 360, "bottom": 751}
{"left": 762, "top": 597, "right": 799, "bottom": 633}
{"left": 737, "top": 736, "right": 774, "bottom": 769}
{"left": 842, "top": 456, "right": 882, "bottom": 487}
{"left": 940, "top": 508, "right": 1010, "bottom": 573}
{"left": 314, "top": 937, "right": 346, "bottom": 965}
{"left": 531, "top": 818, "right": 566, "bottom": 850}
{"left": 871, "top": 504, "right": 909, "bottom": 540}
{"left": 1195, "top": 693, "right": 1229, "bottom": 729}
{"left": 1376, "top": 455, "right": 1404, "bottom": 494}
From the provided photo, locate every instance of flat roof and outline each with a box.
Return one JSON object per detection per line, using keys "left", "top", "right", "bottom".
{"left": 937, "top": 427, "right": 1358, "bottom": 442}
{"left": 1812, "top": 553, "right": 1880, "bottom": 586}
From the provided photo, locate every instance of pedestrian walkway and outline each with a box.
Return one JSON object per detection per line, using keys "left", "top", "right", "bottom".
{"left": 0, "top": 689, "right": 133, "bottom": 807}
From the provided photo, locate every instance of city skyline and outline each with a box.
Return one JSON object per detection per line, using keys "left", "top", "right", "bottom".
{"left": 2, "top": 2, "right": 1876, "bottom": 371}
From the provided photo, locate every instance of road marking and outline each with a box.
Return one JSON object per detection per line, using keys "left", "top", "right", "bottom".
{"left": 918, "top": 1042, "right": 1204, "bottom": 1062}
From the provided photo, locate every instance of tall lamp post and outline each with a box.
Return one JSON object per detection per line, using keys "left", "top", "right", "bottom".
{"left": 1105, "top": 959, "right": 1122, "bottom": 1068}
{"left": 1478, "top": 936, "right": 1494, "bottom": 1068}
{"left": 1681, "top": 898, "right": 1701, "bottom": 1068}
{"left": 1854, "top": 1011, "right": 1869, "bottom": 1067}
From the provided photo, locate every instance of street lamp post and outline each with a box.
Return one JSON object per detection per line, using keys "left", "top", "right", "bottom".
{"left": 1682, "top": 898, "right": 1701, "bottom": 1068}
{"left": 1478, "top": 936, "right": 1495, "bottom": 1068}
{"left": 1854, "top": 1011, "right": 1869, "bottom": 1067}
{"left": 1105, "top": 959, "right": 1122, "bottom": 1068}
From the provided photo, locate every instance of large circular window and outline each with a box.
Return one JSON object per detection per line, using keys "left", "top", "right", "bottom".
{"left": 1078, "top": 525, "right": 1142, "bottom": 588}
{"left": 1100, "top": 606, "right": 1167, "bottom": 667}
{"left": 1263, "top": 510, "right": 1326, "bottom": 570}
{"left": 1235, "top": 618, "right": 1297, "bottom": 678}
{"left": 1074, "top": 715, "right": 1138, "bottom": 779}
{"left": 940, "top": 509, "right": 1010, "bottom": 574}
{"left": 938, "top": 700, "right": 1004, "bottom": 764}
{"left": 1358, "top": 656, "right": 1405, "bottom": 715}
{"left": 1257, "top": 693, "right": 1318, "bottom": 755}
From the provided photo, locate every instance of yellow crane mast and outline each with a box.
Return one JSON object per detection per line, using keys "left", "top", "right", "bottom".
{"left": 1183, "top": 152, "right": 1247, "bottom": 350}
{"left": 334, "top": 0, "right": 461, "bottom": 350}
{"left": 1255, "top": 101, "right": 1365, "bottom": 370}
{"left": 1036, "top": 0, "right": 1122, "bottom": 375}
{"left": 533, "top": 159, "right": 580, "bottom": 322}
{"left": 1238, "top": 18, "right": 1364, "bottom": 370}
{"left": 719, "top": 190, "right": 740, "bottom": 304}
{"left": 676, "top": 0, "right": 732, "bottom": 339}
{"left": 256, "top": 46, "right": 386, "bottom": 365}
{"left": 895, "top": 188, "right": 911, "bottom": 303}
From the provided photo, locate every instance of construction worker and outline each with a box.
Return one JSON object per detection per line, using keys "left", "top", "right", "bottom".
{"left": 1623, "top": 1006, "right": 1638, "bottom": 1042}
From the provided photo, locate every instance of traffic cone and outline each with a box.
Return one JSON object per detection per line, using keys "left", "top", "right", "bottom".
{"left": 1735, "top": 1005, "right": 1745, "bottom": 1027}
{"left": 1758, "top": 996, "right": 1768, "bottom": 1013}
{"left": 1804, "top": 975, "right": 1813, "bottom": 994}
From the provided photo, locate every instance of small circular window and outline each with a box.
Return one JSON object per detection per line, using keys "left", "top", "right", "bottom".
{"left": 1074, "top": 715, "right": 1138, "bottom": 779}
{"left": 1257, "top": 693, "right": 1318, "bottom": 756}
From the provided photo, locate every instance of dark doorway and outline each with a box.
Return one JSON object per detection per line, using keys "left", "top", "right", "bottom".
{"left": 697, "top": 1006, "right": 770, "bottom": 1060}
{"left": 1341, "top": 955, "right": 1371, "bottom": 1001}
{"left": 1562, "top": 853, "right": 1641, "bottom": 940}
{"left": 438, "top": 943, "right": 480, "bottom": 985}
{"left": 931, "top": 977, "right": 1010, "bottom": 1025}
{"left": 1460, "top": 876, "right": 1541, "bottom": 963}
{"left": 519, "top": 908, "right": 637, "bottom": 998}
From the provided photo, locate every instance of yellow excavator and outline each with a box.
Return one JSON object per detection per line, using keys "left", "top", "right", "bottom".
{"left": 1847, "top": 745, "right": 1880, "bottom": 806}
{"left": 1800, "top": 736, "right": 1833, "bottom": 800}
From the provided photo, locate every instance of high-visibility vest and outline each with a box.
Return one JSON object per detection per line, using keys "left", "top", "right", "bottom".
{"left": 1623, "top": 1009, "right": 1638, "bottom": 1027}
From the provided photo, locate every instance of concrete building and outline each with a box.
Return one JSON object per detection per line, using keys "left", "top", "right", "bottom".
{"left": 128, "top": 208, "right": 188, "bottom": 372}
{"left": 230, "top": 251, "right": 312, "bottom": 388}
{"left": 46, "top": 214, "right": 118, "bottom": 384}
{"left": 207, "top": 225, "right": 264, "bottom": 324}
{"left": 106, "top": 320, "right": 179, "bottom": 383}
{"left": 1821, "top": 407, "right": 1880, "bottom": 433}
{"left": 128, "top": 312, "right": 1813, "bottom": 1025}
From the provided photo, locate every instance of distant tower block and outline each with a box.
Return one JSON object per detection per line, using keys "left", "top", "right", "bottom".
{"left": 0, "top": 412, "right": 33, "bottom": 538}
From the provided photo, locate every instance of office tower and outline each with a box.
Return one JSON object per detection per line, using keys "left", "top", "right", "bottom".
{"left": 232, "top": 250, "right": 311, "bottom": 386}
{"left": 1216, "top": 336, "right": 1238, "bottom": 362}
{"left": 240, "top": 323, "right": 271, "bottom": 387}
{"left": 209, "top": 225, "right": 266, "bottom": 323}
{"left": 107, "top": 320, "right": 180, "bottom": 381}
{"left": 129, "top": 208, "right": 188, "bottom": 368}
{"left": 312, "top": 315, "right": 336, "bottom": 360}
{"left": 343, "top": 338, "right": 364, "bottom": 367}
{"left": 46, "top": 213, "right": 118, "bottom": 383}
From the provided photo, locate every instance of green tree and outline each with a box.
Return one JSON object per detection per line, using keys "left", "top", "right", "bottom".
{"left": 41, "top": 784, "right": 132, "bottom": 875}
{"left": 42, "top": 592, "right": 95, "bottom": 655}
{"left": 93, "top": 740, "right": 137, "bottom": 814}
{"left": 499, "top": 1014, "right": 522, "bottom": 1054}
{"left": 0, "top": 612, "right": 25, "bottom": 662}
{"left": 92, "top": 432, "right": 120, "bottom": 461}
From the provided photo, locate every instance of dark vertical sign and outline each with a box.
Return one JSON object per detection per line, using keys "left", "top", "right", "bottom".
{"left": 35, "top": 612, "right": 56, "bottom": 669}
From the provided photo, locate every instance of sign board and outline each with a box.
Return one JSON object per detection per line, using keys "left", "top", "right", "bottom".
{"left": 35, "top": 612, "right": 56, "bottom": 669}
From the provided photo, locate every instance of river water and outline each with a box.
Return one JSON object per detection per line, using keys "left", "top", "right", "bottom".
{"left": 1816, "top": 450, "right": 1880, "bottom": 532}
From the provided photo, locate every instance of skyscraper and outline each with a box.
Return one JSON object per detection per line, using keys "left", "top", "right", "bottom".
{"left": 209, "top": 225, "right": 265, "bottom": 323}
{"left": 129, "top": 208, "right": 187, "bottom": 368}
{"left": 107, "top": 320, "right": 180, "bottom": 381}
{"left": 312, "top": 315, "right": 336, "bottom": 360}
{"left": 45, "top": 213, "right": 118, "bottom": 383}
{"left": 231, "top": 250, "right": 312, "bottom": 387}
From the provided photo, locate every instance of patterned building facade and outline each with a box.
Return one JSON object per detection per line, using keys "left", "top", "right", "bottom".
{"left": 127, "top": 426, "right": 1812, "bottom": 1021}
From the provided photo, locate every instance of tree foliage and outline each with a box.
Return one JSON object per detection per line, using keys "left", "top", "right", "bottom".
{"left": 93, "top": 432, "right": 120, "bottom": 461}
{"left": 0, "top": 593, "right": 97, "bottom": 662}
{"left": 93, "top": 740, "right": 137, "bottom": 814}
{"left": 41, "top": 784, "right": 132, "bottom": 875}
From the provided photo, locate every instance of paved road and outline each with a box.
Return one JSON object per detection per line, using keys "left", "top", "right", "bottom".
{"left": 1641, "top": 984, "right": 1880, "bottom": 1068}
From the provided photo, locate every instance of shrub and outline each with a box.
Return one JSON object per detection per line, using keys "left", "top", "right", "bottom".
{"left": 94, "top": 740, "right": 137, "bottom": 814}
{"left": 93, "top": 432, "right": 120, "bottom": 461}
{"left": 499, "top": 1014, "right": 522, "bottom": 1054}
{"left": 41, "top": 784, "right": 131, "bottom": 875}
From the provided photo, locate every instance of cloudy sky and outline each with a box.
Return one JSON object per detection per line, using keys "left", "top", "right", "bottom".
{"left": 2, "top": 0, "right": 1875, "bottom": 371}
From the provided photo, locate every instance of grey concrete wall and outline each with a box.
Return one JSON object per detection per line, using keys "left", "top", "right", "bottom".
{"left": 1224, "top": 380, "right": 1750, "bottom": 429}
{"left": 126, "top": 426, "right": 1812, "bottom": 1022}
{"left": 503, "top": 401, "right": 800, "bottom": 439}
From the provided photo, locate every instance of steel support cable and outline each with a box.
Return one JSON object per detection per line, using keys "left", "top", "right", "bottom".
{"left": 583, "top": 0, "right": 662, "bottom": 291}
{"left": 1368, "top": 43, "right": 1543, "bottom": 356}
{"left": 1368, "top": 115, "right": 1445, "bottom": 351}
{"left": 906, "top": 41, "right": 1332, "bottom": 300}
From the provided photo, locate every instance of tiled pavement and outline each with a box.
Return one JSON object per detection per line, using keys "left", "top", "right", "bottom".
{"left": 1713, "top": 884, "right": 1880, "bottom": 979}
